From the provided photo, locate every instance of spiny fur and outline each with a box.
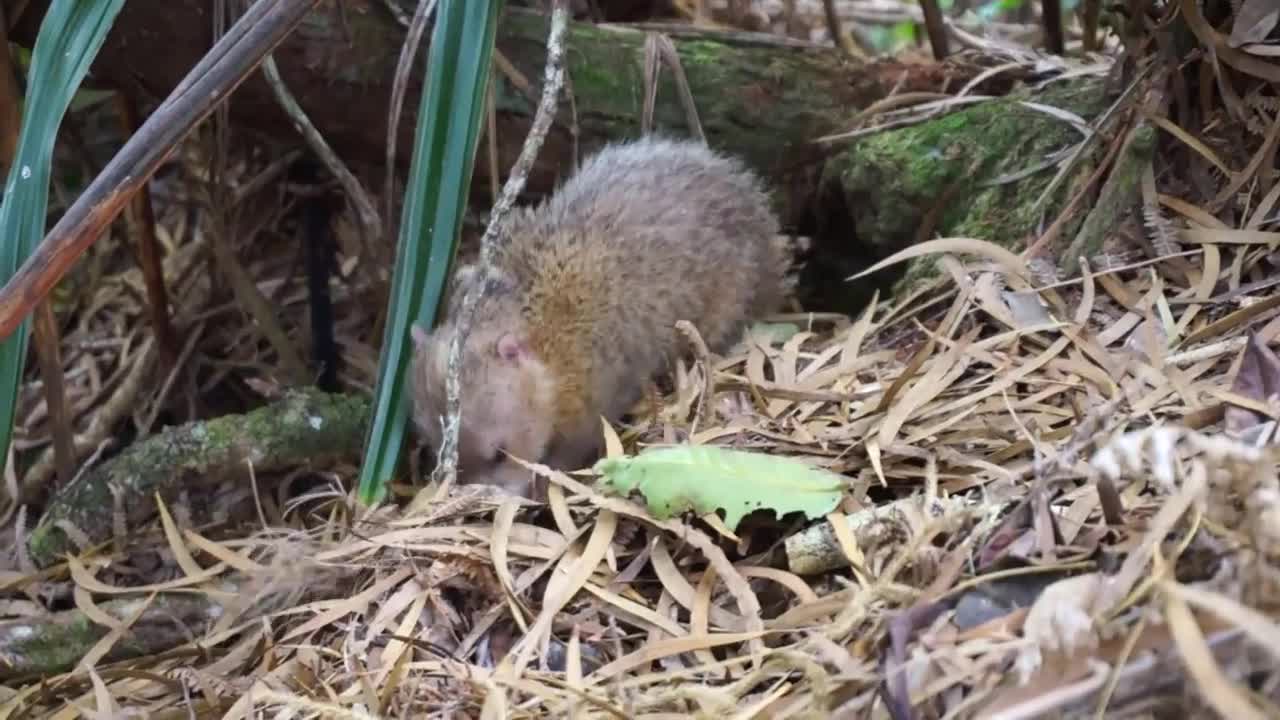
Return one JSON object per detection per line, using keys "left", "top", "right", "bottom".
{"left": 411, "top": 136, "right": 786, "bottom": 496}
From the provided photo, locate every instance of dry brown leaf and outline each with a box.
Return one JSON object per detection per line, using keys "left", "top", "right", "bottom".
{"left": 1229, "top": 0, "right": 1280, "bottom": 48}
{"left": 1164, "top": 582, "right": 1270, "bottom": 720}
{"left": 850, "top": 237, "right": 1034, "bottom": 284}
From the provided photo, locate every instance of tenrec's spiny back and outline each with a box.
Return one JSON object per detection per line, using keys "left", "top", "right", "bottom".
{"left": 410, "top": 136, "right": 786, "bottom": 498}
{"left": 535, "top": 136, "right": 769, "bottom": 230}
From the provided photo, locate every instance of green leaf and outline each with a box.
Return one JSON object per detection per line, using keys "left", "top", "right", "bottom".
{"left": 356, "top": 0, "right": 503, "bottom": 505}
{"left": 978, "top": 0, "right": 1023, "bottom": 20}
{"left": 891, "top": 20, "right": 917, "bottom": 46}
{"left": 593, "top": 445, "right": 846, "bottom": 531}
{"left": 0, "top": 0, "right": 126, "bottom": 484}
{"left": 750, "top": 321, "right": 802, "bottom": 345}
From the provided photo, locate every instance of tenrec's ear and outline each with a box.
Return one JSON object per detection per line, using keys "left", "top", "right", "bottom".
{"left": 496, "top": 332, "right": 526, "bottom": 363}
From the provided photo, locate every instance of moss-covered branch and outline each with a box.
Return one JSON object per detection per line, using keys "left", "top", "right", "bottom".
{"left": 27, "top": 389, "right": 370, "bottom": 568}
{"left": 0, "top": 559, "right": 352, "bottom": 681}
{"left": 0, "top": 592, "right": 222, "bottom": 681}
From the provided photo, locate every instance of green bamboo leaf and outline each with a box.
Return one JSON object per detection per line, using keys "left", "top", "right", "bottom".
{"left": 357, "top": 0, "right": 503, "bottom": 504}
{"left": 750, "top": 321, "right": 802, "bottom": 345}
{"left": 594, "top": 446, "right": 847, "bottom": 531}
{"left": 0, "top": 0, "right": 126, "bottom": 483}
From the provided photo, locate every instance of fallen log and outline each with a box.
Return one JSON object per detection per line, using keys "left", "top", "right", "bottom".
{"left": 10, "top": 2, "right": 1115, "bottom": 309}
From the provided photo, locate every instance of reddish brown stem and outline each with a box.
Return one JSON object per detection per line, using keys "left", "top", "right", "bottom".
{"left": 114, "top": 92, "right": 178, "bottom": 369}
{"left": 918, "top": 0, "right": 950, "bottom": 60}
{"left": 0, "top": 2, "right": 19, "bottom": 179}
{"left": 1041, "top": 0, "right": 1064, "bottom": 54}
{"left": 30, "top": 300, "right": 75, "bottom": 488}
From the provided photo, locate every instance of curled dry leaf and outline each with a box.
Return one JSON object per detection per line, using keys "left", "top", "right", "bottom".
{"left": 1224, "top": 332, "right": 1280, "bottom": 438}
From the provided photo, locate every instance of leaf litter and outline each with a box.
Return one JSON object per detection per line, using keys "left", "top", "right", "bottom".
{"left": 396, "top": 217, "right": 1273, "bottom": 713}
{"left": 14, "top": 218, "right": 1278, "bottom": 716}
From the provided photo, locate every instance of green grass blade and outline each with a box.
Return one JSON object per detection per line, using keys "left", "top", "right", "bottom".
{"left": 357, "top": 0, "right": 503, "bottom": 504}
{"left": 0, "top": 0, "right": 126, "bottom": 483}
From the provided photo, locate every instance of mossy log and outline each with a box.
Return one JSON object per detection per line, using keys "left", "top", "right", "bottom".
{"left": 0, "top": 561, "right": 351, "bottom": 681}
{"left": 26, "top": 389, "right": 369, "bottom": 568}
{"left": 11, "top": 2, "right": 1123, "bottom": 308}
{"left": 0, "top": 591, "right": 224, "bottom": 681}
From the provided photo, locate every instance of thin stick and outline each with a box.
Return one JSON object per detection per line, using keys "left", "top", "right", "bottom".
{"left": 433, "top": 0, "right": 569, "bottom": 492}
{"left": 261, "top": 54, "right": 381, "bottom": 254}
{"left": 821, "top": 0, "right": 858, "bottom": 58}
{"left": 384, "top": 0, "right": 439, "bottom": 243}
{"left": 31, "top": 301, "right": 74, "bottom": 488}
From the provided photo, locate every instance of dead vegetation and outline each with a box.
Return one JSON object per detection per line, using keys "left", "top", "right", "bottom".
{"left": 2, "top": 0, "right": 1280, "bottom": 717}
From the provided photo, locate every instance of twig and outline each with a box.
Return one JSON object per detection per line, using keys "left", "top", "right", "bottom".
{"left": 261, "top": 54, "right": 381, "bottom": 257}
{"left": 30, "top": 301, "right": 75, "bottom": 489}
{"left": 433, "top": 0, "right": 569, "bottom": 492}
{"left": 114, "top": 93, "right": 179, "bottom": 368}
{"left": 1082, "top": 0, "right": 1102, "bottom": 51}
{"left": 918, "top": 0, "right": 951, "bottom": 59}
{"left": 821, "top": 0, "right": 861, "bottom": 58}
{"left": 384, "top": 0, "right": 439, "bottom": 243}
{"left": 380, "top": 0, "right": 411, "bottom": 26}
{"left": 1040, "top": 0, "right": 1064, "bottom": 54}
{"left": 642, "top": 32, "right": 705, "bottom": 142}
{"left": 486, "top": 75, "right": 501, "bottom": 206}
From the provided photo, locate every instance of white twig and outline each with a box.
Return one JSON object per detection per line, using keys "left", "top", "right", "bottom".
{"left": 433, "top": 0, "right": 570, "bottom": 491}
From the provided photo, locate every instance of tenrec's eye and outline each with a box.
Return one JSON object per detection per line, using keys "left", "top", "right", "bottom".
{"left": 490, "top": 448, "right": 505, "bottom": 466}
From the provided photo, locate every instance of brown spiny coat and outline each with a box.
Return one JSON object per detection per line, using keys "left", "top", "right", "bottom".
{"left": 411, "top": 136, "right": 786, "bottom": 497}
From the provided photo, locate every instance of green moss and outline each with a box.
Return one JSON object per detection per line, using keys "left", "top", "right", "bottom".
{"left": 491, "top": 9, "right": 850, "bottom": 186}
{"left": 1061, "top": 123, "right": 1155, "bottom": 273}
{"left": 819, "top": 77, "right": 1112, "bottom": 293}
{"left": 0, "top": 594, "right": 220, "bottom": 679}
{"left": 6, "top": 611, "right": 112, "bottom": 676}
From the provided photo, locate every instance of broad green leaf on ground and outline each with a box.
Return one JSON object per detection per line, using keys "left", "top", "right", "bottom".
{"left": 593, "top": 445, "right": 846, "bottom": 531}
{"left": 749, "top": 321, "right": 802, "bottom": 345}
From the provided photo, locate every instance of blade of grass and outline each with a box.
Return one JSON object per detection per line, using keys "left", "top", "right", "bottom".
{"left": 0, "top": 0, "right": 126, "bottom": 490}
{"left": 357, "top": 0, "right": 504, "bottom": 504}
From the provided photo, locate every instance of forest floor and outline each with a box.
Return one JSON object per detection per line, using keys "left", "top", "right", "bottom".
{"left": 3, "top": 0, "right": 1280, "bottom": 718}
